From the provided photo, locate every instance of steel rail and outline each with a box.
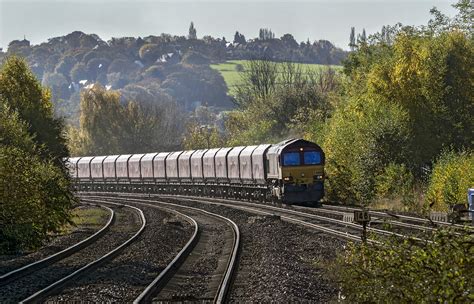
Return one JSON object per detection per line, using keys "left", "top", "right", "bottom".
{"left": 90, "top": 195, "right": 240, "bottom": 304}
{"left": 85, "top": 193, "right": 367, "bottom": 243}
{"left": 0, "top": 203, "right": 114, "bottom": 285}
{"left": 322, "top": 204, "right": 473, "bottom": 229}
{"left": 20, "top": 201, "right": 146, "bottom": 304}
{"left": 293, "top": 205, "right": 437, "bottom": 232}
{"left": 131, "top": 201, "right": 199, "bottom": 304}
{"left": 143, "top": 194, "right": 417, "bottom": 241}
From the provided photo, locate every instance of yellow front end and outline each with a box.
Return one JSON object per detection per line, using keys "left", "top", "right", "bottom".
{"left": 280, "top": 165, "right": 325, "bottom": 204}
{"left": 282, "top": 165, "right": 324, "bottom": 185}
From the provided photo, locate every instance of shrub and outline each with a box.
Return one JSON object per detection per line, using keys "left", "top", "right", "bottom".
{"left": 332, "top": 227, "right": 473, "bottom": 303}
{"left": 323, "top": 98, "right": 411, "bottom": 205}
{"left": 0, "top": 146, "right": 73, "bottom": 253}
{"left": 375, "top": 163, "right": 416, "bottom": 210}
{"left": 425, "top": 150, "right": 474, "bottom": 211}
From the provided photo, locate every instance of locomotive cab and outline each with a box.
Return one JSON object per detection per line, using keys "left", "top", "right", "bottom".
{"left": 267, "top": 139, "right": 325, "bottom": 205}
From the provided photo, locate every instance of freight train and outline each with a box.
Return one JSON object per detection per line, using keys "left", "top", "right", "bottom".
{"left": 68, "top": 138, "right": 325, "bottom": 206}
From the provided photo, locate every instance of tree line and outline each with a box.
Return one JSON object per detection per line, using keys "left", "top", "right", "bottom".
{"left": 0, "top": 24, "right": 346, "bottom": 127}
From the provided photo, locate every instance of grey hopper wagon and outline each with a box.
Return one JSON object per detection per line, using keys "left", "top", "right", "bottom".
{"left": 140, "top": 153, "right": 158, "bottom": 182}
{"left": 153, "top": 152, "right": 170, "bottom": 182}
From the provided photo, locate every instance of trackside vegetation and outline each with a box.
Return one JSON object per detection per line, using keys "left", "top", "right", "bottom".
{"left": 332, "top": 228, "right": 473, "bottom": 303}
{"left": 326, "top": 3, "right": 473, "bottom": 302}
{"left": 192, "top": 0, "right": 472, "bottom": 214}
{"left": 426, "top": 151, "right": 474, "bottom": 212}
{"left": 0, "top": 57, "right": 74, "bottom": 253}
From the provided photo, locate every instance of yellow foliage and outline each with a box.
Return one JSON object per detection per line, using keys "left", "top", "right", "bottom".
{"left": 426, "top": 150, "right": 474, "bottom": 211}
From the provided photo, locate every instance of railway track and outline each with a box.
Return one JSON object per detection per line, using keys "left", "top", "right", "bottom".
{"left": 147, "top": 193, "right": 463, "bottom": 238}
{"left": 84, "top": 193, "right": 371, "bottom": 243}
{"left": 82, "top": 192, "right": 350, "bottom": 302}
{"left": 0, "top": 202, "right": 145, "bottom": 303}
{"left": 84, "top": 195, "right": 240, "bottom": 304}
{"left": 0, "top": 203, "right": 114, "bottom": 285}
{"left": 321, "top": 204, "right": 473, "bottom": 230}
{"left": 291, "top": 205, "right": 438, "bottom": 233}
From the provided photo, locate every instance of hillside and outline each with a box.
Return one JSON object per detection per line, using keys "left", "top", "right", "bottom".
{"left": 211, "top": 60, "right": 342, "bottom": 95}
{"left": 0, "top": 31, "right": 347, "bottom": 123}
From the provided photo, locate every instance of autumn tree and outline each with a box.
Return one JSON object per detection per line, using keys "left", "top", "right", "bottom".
{"left": 0, "top": 58, "right": 73, "bottom": 253}
{"left": 0, "top": 56, "right": 69, "bottom": 164}
{"left": 324, "top": 1, "right": 473, "bottom": 206}
{"left": 70, "top": 85, "right": 184, "bottom": 155}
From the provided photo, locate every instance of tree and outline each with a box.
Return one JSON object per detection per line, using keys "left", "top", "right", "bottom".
{"left": 54, "top": 55, "right": 77, "bottom": 79}
{"left": 71, "top": 85, "right": 184, "bottom": 155}
{"left": 349, "top": 27, "right": 356, "bottom": 51}
{"left": 235, "top": 58, "right": 278, "bottom": 106}
{"left": 233, "top": 31, "right": 246, "bottom": 44}
{"left": 70, "top": 63, "right": 89, "bottom": 83}
{"left": 280, "top": 33, "right": 298, "bottom": 48}
{"left": 228, "top": 61, "right": 338, "bottom": 146}
{"left": 41, "top": 72, "right": 70, "bottom": 100}
{"left": 188, "top": 21, "right": 197, "bottom": 40}
{"left": 259, "top": 28, "right": 275, "bottom": 40}
{"left": 0, "top": 88, "right": 72, "bottom": 253}
{"left": 322, "top": 98, "right": 411, "bottom": 205}
{"left": 0, "top": 56, "right": 69, "bottom": 164}
{"left": 183, "top": 123, "right": 224, "bottom": 150}
{"left": 360, "top": 28, "right": 367, "bottom": 44}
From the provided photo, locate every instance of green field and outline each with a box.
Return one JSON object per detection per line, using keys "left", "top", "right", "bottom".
{"left": 210, "top": 60, "right": 342, "bottom": 95}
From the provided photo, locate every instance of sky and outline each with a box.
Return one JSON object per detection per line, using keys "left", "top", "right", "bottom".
{"left": 0, "top": 0, "right": 457, "bottom": 51}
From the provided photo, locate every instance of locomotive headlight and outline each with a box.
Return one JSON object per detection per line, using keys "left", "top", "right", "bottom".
{"left": 313, "top": 174, "right": 323, "bottom": 180}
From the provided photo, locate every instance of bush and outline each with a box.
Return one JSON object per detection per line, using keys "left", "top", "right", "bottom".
{"left": 0, "top": 105, "right": 73, "bottom": 253}
{"left": 425, "top": 150, "right": 474, "bottom": 211}
{"left": 375, "top": 163, "right": 416, "bottom": 210}
{"left": 0, "top": 146, "right": 73, "bottom": 253}
{"left": 323, "top": 98, "right": 411, "bottom": 205}
{"left": 332, "top": 227, "right": 473, "bottom": 303}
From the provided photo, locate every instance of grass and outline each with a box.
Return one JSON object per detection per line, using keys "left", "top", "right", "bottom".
{"left": 210, "top": 60, "right": 342, "bottom": 95}
{"left": 63, "top": 206, "right": 109, "bottom": 233}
